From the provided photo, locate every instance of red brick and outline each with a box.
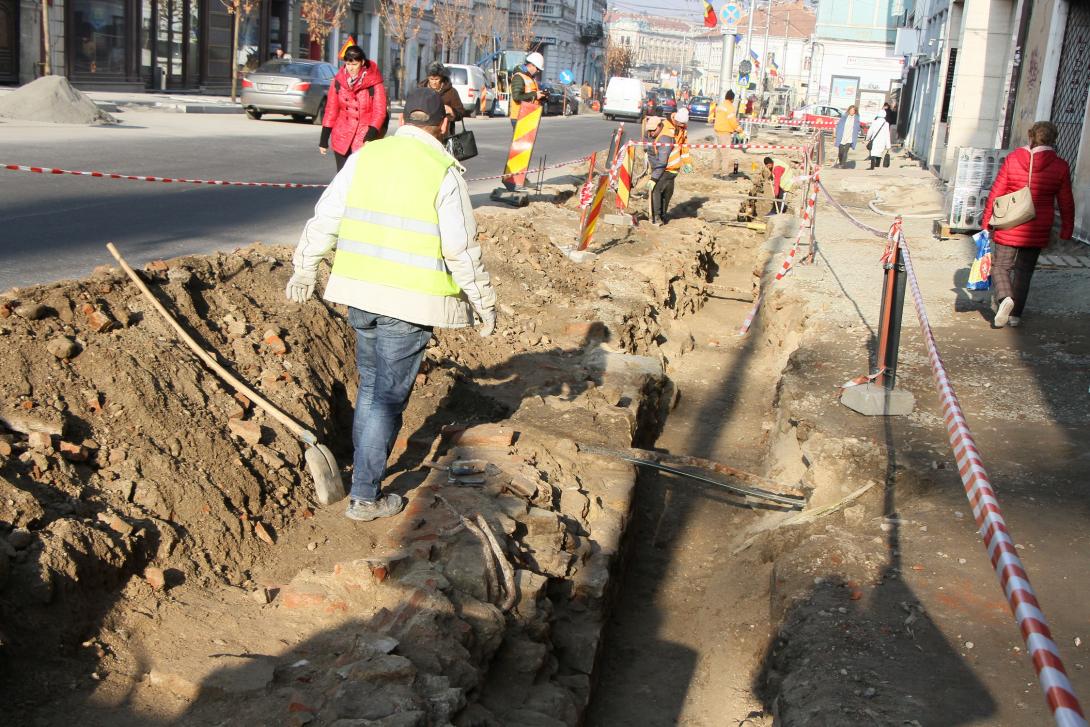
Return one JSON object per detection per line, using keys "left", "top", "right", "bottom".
{"left": 281, "top": 586, "right": 329, "bottom": 610}
{"left": 227, "top": 418, "right": 263, "bottom": 446}
{"left": 0, "top": 302, "right": 10, "bottom": 318}
{"left": 0, "top": 436, "right": 12, "bottom": 457}
{"left": 263, "top": 331, "right": 288, "bottom": 355}
{"left": 20, "top": 400, "right": 34, "bottom": 411}
{"left": 145, "top": 260, "right": 169, "bottom": 273}
{"left": 59, "top": 441, "right": 88, "bottom": 462}
{"left": 81, "top": 306, "right": 115, "bottom": 333}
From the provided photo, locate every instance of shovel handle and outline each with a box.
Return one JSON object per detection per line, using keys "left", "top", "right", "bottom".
{"left": 106, "top": 242, "right": 317, "bottom": 447}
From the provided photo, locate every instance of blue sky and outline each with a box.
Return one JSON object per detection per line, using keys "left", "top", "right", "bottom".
{"left": 608, "top": 0, "right": 709, "bottom": 23}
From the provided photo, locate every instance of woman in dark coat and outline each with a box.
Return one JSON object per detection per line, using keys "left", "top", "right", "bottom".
{"left": 318, "top": 45, "right": 388, "bottom": 172}
{"left": 419, "top": 61, "right": 465, "bottom": 139}
{"left": 981, "top": 121, "right": 1075, "bottom": 328}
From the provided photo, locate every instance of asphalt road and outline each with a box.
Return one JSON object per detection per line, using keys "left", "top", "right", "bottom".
{"left": 0, "top": 110, "right": 644, "bottom": 291}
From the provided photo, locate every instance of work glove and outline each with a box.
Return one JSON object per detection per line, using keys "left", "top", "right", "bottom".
{"left": 285, "top": 269, "right": 317, "bottom": 304}
{"left": 644, "top": 179, "right": 656, "bottom": 191}
{"left": 363, "top": 126, "right": 379, "bottom": 143}
{"left": 682, "top": 164, "right": 694, "bottom": 175}
{"left": 478, "top": 309, "right": 496, "bottom": 338}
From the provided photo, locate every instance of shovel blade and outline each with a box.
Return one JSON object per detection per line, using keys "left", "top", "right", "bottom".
{"left": 305, "top": 444, "right": 346, "bottom": 506}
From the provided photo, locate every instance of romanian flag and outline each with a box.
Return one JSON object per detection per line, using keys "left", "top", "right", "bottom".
{"left": 768, "top": 53, "right": 779, "bottom": 77}
{"left": 749, "top": 48, "right": 760, "bottom": 68}
{"left": 338, "top": 35, "right": 357, "bottom": 60}
{"left": 703, "top": 0, "right": 717, "bottom": 28}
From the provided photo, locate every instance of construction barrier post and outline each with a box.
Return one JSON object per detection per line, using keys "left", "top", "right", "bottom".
{"left": 840, "top": 221, "right": 915, "bottom": 416}
{"left": 577, "top": 174, "right": 609, "bottom": 251}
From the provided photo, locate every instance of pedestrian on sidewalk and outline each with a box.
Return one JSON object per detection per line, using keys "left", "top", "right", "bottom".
{"left": 864, "top": 113, "right": 891, "bottom": 170}
{"left": 981, "top": 120, "right": 1075, "bottom": 328}
{"left": 834, "top": 105, "right": 860, "bottom": 168}
{"left": 286, "top": 88, "right": 497, "bottom": 522}
{"left": 883, "top": 101, "right": 898, "bottom": 144}
{"left": 318, "top": 46, "right": 388, "bottom": 172}
{"left": 419, "top": 61, "right": 465, "bottom": 140}
{"left": 646, "top": 109, "right": 692, "bottom": 225}
{"left": 763, "top": 156, "right": 794, "bottom": 214}
{"left": 713, "top": 90, "right": 743, "bottom": 178}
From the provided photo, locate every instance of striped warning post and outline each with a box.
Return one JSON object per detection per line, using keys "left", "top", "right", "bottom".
{"left": 897, "top": 228, "right": 1087, "bottom": 727}
{"left": 577, "top": 174, "right": 609, "bottom": 251}
{"left": 501, "top": 101, "right": 544, "bottom": 189}
{"left": 615, "top": 143, "right": 634, "bottom": 210}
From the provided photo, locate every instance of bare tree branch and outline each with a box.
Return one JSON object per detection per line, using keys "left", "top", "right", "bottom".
{"left": 471, "top": 0, "right": 507, "bottom": 60}
{"left": 433, "top": 0, "right": 473, "bottom": 63}
{"left": 301, "top": 0, "right": 349, "bottom": 56}
{"left": 220, "top": 0, "right": 261, "bottom": 102}
{"left": 379, "top": 0, "right": 427, "bottom": 100}
{"left": 508, "top": 0, "right": 539, "bottom": 53}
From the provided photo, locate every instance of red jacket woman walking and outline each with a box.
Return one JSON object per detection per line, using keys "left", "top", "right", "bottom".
{"left": 318, "top": 45, "right": 388, "bottom": 172}
{"left": 981, "top": 121, "right": 1075, "bottom": 327}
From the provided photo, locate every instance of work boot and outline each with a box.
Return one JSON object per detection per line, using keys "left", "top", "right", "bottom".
{"left": 994, "top": 297, "right": 1014, "bottom": 327}
{"left": 345, "top": 493, "right": 405, "bottom": 522}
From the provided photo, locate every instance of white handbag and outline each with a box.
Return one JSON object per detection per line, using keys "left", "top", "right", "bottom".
{"left": 990, "top": 150, "right": 1036, "bottom": 230}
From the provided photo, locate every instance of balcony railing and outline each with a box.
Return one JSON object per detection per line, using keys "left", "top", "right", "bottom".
{"left": 578, "top": 21, "right": 604, "bottom": 43}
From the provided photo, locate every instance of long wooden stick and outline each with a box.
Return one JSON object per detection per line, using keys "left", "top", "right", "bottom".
{"left": 105, "top": 243, "right": 317, "bottom": 446}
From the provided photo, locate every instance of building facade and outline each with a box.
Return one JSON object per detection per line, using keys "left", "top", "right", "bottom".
{"left": 811, "top": 0, "right": 904, "bottom": 117}
{"left": 605, "top": 11, "right": 696, "bottom": 87}
{"left": 900, "top": 0, "right": 1089, "bottom": 241}
{"left": 691, "top": 1, "right": 814, "bottom": 101}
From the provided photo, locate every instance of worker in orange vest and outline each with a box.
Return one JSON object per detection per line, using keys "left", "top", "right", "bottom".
{"left": 508, "top": 51, "right": 547, "bottom": 130}
{"left": 713, "top": 90, "right": 744, "bottom": 178}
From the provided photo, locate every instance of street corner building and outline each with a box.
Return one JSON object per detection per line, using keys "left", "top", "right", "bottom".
{"left": 5, "top": 0, "right": 298, "bottom": 89}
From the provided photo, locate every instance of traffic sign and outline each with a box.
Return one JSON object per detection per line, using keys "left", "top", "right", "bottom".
{"left": 720, "top": 2, "right": 741, "bottom": 26}
{"left": 559, "top": 69, "right": 573, "bottom": 84}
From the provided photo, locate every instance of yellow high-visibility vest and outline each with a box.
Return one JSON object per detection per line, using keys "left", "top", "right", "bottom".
{"left": 331, "top": 137, "right": 460, "bottom": 298}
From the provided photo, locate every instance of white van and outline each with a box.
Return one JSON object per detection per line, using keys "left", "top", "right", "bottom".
{"left": 445, "top": 64, "right": 488, "bottom": 117}
{"left": 603, "top": 76, "right": 644, "bottom": 121}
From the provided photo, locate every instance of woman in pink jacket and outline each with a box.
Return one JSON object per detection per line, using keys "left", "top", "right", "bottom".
{"left": 318, "top": 46, "right": 388, "bottom": 172}
{"left": 981, "top": 121, "right": 1075, "bottom": 328}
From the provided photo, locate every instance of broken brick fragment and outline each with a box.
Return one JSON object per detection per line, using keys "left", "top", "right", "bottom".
{"left": 263, "top": 330, "right": 288, "bottom": 355}
{"left": 59, "top": 441, "right": 89, "bottom": 462}
{"left": 144, "top": 567, "right": 166, "bottom": 591}
{"left": 254, "top": 521, "right": 275, "bottom": 545}
{"left": 227, "top": 418, "right": 263, "bottom": 446}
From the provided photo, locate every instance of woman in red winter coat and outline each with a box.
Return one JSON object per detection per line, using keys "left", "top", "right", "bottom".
{"left": 981, "top": 121, "right": 1075, "bottom": 328}
{"left": 318, "top": 45, "right": 388, "bottom": 172}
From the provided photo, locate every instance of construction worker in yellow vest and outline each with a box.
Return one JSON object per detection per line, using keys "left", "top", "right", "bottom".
{"left": 713, "top": 90, "right": 744, "bottom": 177}
{"left": 509, "top": 51, "right": 547, "bottom": 129}
{"left": 285, "top": 88, "right": 496, "bottom": 522}
{"left": 764, "top": 156, "right": 795, "bottom": 215}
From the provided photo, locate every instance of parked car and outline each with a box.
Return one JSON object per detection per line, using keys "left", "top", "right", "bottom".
{"left": 241, "top": 60, "right": 337, "bottom": 123}
{"left": 540, "top": 83, "right": 579, "bottom": 116}
{"left": 602, "top": 76, "right": 644, "bottom": 121}
{"left": 687, "top": 95, "right": 713, "bottom": 122}
{"left": 653, "top": 87, "right": 677, "bottom": 115}
{"left": 444, "top": 63, "right": 488, "bottom": 117}
{"left": 790, "top": 103, "right": 842, "bottom": 126}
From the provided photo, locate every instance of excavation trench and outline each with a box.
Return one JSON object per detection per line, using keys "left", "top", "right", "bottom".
{"left": 0, "top": 141, "right": 890, "bottom": 725}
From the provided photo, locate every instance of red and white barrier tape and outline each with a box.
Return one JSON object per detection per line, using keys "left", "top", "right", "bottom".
{"left": 464, "top": 154, "right": 594, "bottom": 183}
{"left": 632, "top": 140, "right": 807, "bottom": 152}
{"left": 2, "top": 162, "right": 327, "bottom": 188}
{"left": 816, "top": 177, "right": 887, "bottom": 237}
{"left": 896, "top": 227, "right": 1086, "bottom": 727}
{"left": 5, "top": 156, "right": 597, "bottom": 188}
{"left": 814, "top": 176, "right": 1087, "bottom": 726}
{"left": 738, "top": 170, "right": 821, "bottom": 335}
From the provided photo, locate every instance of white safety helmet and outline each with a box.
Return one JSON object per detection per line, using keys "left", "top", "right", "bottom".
{"left": 675, "top": 108, "right": 689, "bottom": 124}
{"left": 525, "top": 52, "right": 545, "bottom": 70}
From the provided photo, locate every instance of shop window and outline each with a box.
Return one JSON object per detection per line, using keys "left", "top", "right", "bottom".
{"left": 71, "top": 0, "right": 128, "bottom": 75}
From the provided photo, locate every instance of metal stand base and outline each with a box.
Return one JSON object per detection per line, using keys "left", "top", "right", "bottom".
{"left": 840, "top": 382, "right": 915, "bottom": 416}
{"left": 490, "top": 188, "right": 530, "bottom": 207}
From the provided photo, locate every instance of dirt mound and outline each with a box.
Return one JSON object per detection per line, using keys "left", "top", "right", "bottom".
{"left": 0, "top": 75, "right": 118, "bottom": 125}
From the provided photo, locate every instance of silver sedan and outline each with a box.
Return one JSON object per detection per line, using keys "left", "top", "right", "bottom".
{"left": 241, "top": 60, "right": 337, "bottom": 123}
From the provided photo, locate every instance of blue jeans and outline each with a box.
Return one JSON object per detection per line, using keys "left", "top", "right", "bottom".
{"left": 347, "top": 308, "right": 432, "bottom": 502}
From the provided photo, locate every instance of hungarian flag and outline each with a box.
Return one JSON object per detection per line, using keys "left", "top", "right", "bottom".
{"left": 703, "top": 0, "right": 717, "bottom": 27}
{"left": 338, "top": 35, "right": 357, "bottom": 60}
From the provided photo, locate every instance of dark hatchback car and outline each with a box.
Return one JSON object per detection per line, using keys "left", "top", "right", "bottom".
{"left": 241, "top": 60, "right": 337, "bottom": 123}
{"left": 687, "top": 95, "right": 713, "bottom": 122}
{"left": 540, "top": 83, "right": 580, "bottom": 116}
{"left": 653, "top": 87, "right": 678, "bottom": 114}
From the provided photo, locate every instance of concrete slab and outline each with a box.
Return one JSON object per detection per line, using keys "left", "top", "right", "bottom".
{"left": 839, "top": 382, "right": 915, "bottom": 416}
{"left": 490, "top": 188, "right": 530, "bottom": 207}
